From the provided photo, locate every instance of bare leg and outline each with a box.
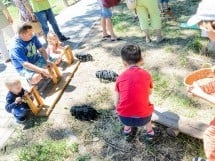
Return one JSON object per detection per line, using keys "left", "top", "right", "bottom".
{"left": 124, "top": 125, "right": 132, "bottom": 133}
{"left": 144, "top": 29, "right": 151, "bottom": 43}
{"left": 106, "top": 18, "right": 117, "bottom": 39}
{"left": 156, "top": 29, "right": 163, "bottom": 42}
{"left": 101, "top": 18, "right": 109, "bottom": 37}
{"left": 30, "top": 73, "right": 43, "bottom": 85}
{"left": 145, "top": 121, "right": 154, "bottom": 134}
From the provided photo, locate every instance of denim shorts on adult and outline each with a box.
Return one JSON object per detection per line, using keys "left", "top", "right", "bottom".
{"left": 119, "top": 115, "right": 152, "bottom": 127}
{"left": 160, "top": 0, "right": 169, "bottom": 3}
{"left": 19, "top": 56, "right": 47, "bottom": 80}
{"left": 101, "top": 7, "right": 112, "bottom": 18}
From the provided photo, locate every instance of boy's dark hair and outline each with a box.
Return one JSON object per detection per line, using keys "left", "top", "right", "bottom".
{"left": 17, "top": 23, "right": 33, "bottom": 34}
{"left": 121, "top": 44, "right": 142, "bottom": 65}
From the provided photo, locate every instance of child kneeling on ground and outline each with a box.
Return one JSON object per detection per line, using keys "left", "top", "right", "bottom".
{"left": 5, "top": 78, "right": 30, "bottom": 124}
{"left": 115, "top": 44, "right": 159, "bottom": 142}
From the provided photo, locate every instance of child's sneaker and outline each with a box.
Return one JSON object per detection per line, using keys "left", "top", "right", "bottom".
{"left": 192, "top": 157, "right": 206, "bottom": 161}
{"left": 16, "top": 117, "right": 26, "bottom": 124}
{"left": 123, "top": 127, "right": 138, "bottom": 142}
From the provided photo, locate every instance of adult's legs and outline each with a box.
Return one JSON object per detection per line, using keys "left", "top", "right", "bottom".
{"left": 35, "top": 11, "right": 49, "bottom": 38}
{"left": 106, "top": 18, "right": 116, "bottom": 39}
{"left": 145, "top": 0, "right": 162, "bottom": 41}
{"left": 0, "top": 28, "right": 10, "bottom": 61}
{"left": 136, "top": 0, "right": 151, "bottom": 42}
{"left": 101, "top": 17, "right": 108, "bottom": 36}
{"left": 46, "top": 9, "right": 64, "bottom": 39}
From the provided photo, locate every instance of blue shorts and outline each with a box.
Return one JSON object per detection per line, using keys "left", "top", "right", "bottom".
{"left": 101, "top": 7, "right": 112, "bottom": 18}
{"left": 160, "top": 0, "right": 169, "bottom": 3}
{"left": 19, "top": 56, "right": 47, "bottom": 80}
{"left": 119, "top": 115, "right": 152, "bottom": 127}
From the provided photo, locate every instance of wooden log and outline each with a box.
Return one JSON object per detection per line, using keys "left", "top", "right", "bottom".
{"left": 166, "top": 128, "right": 180, "bottom": 137}
{"left": 152, "top": 107, "right": 209, "bottom": 139}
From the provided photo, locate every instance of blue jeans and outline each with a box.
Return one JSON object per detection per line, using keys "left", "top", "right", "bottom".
{"left": 12, "top": 104, "right": 29, "bottom": 121}
{"left": 35, "top": 9, "right": 64, "bottom": 38}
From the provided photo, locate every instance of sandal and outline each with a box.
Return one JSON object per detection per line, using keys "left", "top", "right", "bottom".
{"left": 139, "top": 127, "right": 161, "bottom": 144}
{"left": 123, "top": 127, "right": 138, "bottom": 142}
{"left": 111, "top": 37, "right": 122, "bottom": 41}
{"left": 102, "top": 35, "right": 111, "bottom": 40}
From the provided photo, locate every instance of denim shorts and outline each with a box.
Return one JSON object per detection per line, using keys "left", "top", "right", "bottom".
{"left": 101, "top": 7, "right": 112, "bottom": 18}
{"left": 119, "top": 115, "right": 152, "bottom": 127}
{"left": 160, "top": 0, "right": 169, "bottom": 3}
{"left": 19, "top": 56, "right": 47, "bottom": 80}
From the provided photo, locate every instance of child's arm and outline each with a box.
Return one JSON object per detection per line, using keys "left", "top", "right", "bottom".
{"left": 189, "top": 82, "right": 215, "bottom": 104}
{"left": 5, "top": 96, "right": 18, "bottom": 113}
{"left": 114, "top": 91, "right": 120, "bottom": 107}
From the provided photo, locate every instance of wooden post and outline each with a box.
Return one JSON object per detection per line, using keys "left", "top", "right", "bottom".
{"left": 48, "top": 64, "right": 61, "bottom": 84}
{"left": 24, "top": 87, "right": 43, "bottom": 115}
{"left": 64, "top": 45, "right": 74, "bottom": 64}
{"left": 32, "top": 87, "right": 44, "bottom": 106}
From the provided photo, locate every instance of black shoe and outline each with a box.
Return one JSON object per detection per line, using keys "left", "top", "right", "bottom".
{"left": 5, "top": 58, "right": 11, "bottom": 63}
{"left": 124, "top": 127, "right": 138, "bottom": 142}
{"left": 60, "top": 36, "right": 70, "bottom": 41}
{"left": 95, "top": 70, "right": 119, "bottom": 82}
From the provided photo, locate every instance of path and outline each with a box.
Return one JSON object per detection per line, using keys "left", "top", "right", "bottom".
{"left": 0, "top": 0, "right": 100, "bottom": 148}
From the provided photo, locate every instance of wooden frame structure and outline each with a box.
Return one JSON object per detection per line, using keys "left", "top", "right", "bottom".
{"left": 24, "top": 46, "right": 80, "bottom": 116}
{"left": 63, "top": 45, "right": 74, "bottom": 65}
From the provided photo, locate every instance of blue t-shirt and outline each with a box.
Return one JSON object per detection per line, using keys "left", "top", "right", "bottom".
{"left": 10, "top": 35, "right": 42, "bottom": 73}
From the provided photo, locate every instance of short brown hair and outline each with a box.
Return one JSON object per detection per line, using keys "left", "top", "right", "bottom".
{"left": 121, "top": 44, "right": 142, "bottom": 65}
{"left": 17, "top": 23, "right": 33, "bottom": 34}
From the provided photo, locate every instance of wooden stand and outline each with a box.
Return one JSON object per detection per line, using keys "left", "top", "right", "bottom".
{"left": 48, "top": 63, "right": 61, "bottom": 84}
{"left": 24, "top": 86, "right": 44, "bottom": 115}
{"left": 64, "top": 45, "right": 74, "bottom": 64}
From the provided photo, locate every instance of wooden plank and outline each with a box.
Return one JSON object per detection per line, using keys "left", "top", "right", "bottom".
{"left": 152, "top": 107, "right": 209, "bottom": 139}
{"left": 37, "top": 59, "right": 80, "bottom": 116}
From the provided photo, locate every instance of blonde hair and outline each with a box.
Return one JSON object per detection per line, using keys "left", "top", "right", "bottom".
{"left": 47, "top": 32, "right": 61, "bottom": 45}
{"left": 5, "top": 78, "right": 21, "bottom": 89}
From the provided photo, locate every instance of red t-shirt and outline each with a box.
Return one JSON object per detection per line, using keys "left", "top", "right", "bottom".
{"left": 115, "top": 67, "right": 154, "bottom": 117}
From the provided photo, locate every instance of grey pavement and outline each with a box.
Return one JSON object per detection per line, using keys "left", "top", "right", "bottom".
{"left": 0, "top": 0, "right": 100, "bottom": 148}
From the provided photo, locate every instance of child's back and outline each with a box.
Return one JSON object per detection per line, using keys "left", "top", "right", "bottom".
{"left": 116, "top": 67, "right": 153, "bottom": 117}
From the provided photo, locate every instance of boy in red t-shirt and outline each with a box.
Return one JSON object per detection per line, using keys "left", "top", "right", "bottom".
{"left": 115, "top": 44, "right": 158, "bottom": 142}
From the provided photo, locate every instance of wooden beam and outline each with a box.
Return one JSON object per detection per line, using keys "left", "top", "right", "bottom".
{"left": 152, "top": 107, "right": 209, "bottom": 139}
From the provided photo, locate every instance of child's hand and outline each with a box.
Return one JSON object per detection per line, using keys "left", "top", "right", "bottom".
{"left": 15, "top": 97, "right": 22, "bottom": 104}
{"left": 188, "top": 82, "right": 205, "bottom": 97}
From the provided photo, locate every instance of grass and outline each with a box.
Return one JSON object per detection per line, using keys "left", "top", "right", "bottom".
{"left": 18, "top": 140, "right": 76, "bottom": 161}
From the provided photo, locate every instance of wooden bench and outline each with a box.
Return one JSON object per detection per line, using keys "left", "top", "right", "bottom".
{"left": 152, "top": 107, "right": 209, "bottom": 139}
